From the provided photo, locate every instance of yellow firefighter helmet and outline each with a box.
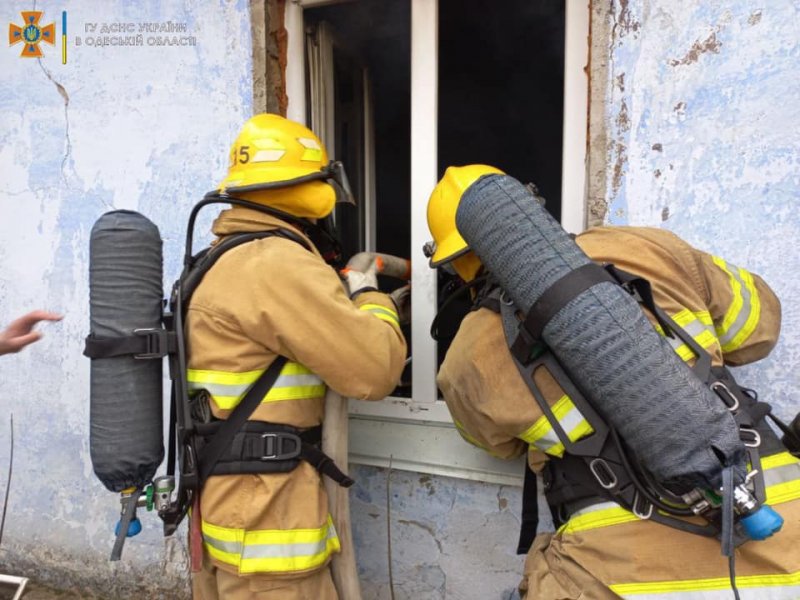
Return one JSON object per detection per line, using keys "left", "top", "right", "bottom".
{"left": 425, "top": 164, "right": 504, "bottom": 281}
{"left": 219, "top": 113, "right": 341, "bottom": 219}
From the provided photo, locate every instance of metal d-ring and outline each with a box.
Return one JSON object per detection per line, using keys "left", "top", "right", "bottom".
{"left": 710, "top": 381, "right": 739, "bottom": 412}
{"left": 632, "top": 491, "right": 653, "bottom": 520}
{"left": 740, "top": 427, "right": 762, "bottom": 448}
{"left": 589, "top": 458, "right": 618, "bottom": 490}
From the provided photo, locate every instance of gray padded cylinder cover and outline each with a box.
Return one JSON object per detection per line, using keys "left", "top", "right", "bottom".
{"left": 89, "top": 210, "right": 165, "bottom": 492}
{"left": 456, "top": 175, "right": 745, "bottom": 494}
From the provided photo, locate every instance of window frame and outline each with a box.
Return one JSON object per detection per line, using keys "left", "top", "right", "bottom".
{"left": 284, "top": 0, "right": 590, "bottom": 483}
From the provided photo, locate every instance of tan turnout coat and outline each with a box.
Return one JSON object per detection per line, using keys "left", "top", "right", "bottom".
{"left": 186, "top": 207, "right": 406, "bottom": 583}
{"left": 438, "top": 226, "right": 800, "bottom": 599}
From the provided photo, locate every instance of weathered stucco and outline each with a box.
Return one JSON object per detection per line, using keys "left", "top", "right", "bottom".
{"left": 0, "top": 1, "right": 251, "bottom": 596}
{"left": 350, "top": 465, "right": 535, "bottom": 600}
{"left": 2, "top": 1, "right": 797, "bottom": 598}
{"left": 591, "top": 0, "right": 800, "bottom": 425}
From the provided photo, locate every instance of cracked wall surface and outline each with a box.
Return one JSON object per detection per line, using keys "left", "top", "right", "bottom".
{"left": 348, "top": 465, "right": 554, "bottom": 600}
{"left": 591, "top": 0, "right": 800, "bottom": 425}
{"left": 0, "top": 1, "right": 252, "bottom": 596}
{"left": 3, "top": 1, "right": 797, "bottom": 597}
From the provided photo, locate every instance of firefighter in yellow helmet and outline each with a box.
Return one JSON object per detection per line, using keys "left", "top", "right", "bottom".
{"left": 189, "top": 114, "right": 407, "bottom": 599}
{"left": 425, "top": 165, "right": 800, "bottom": 599}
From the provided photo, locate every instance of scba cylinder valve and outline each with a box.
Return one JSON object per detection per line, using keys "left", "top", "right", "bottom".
{"left": 734, "top": 484, "right": 784, "bottom": 541}
{"left": 115, "top": 476, "right": 177, "bottom": 538}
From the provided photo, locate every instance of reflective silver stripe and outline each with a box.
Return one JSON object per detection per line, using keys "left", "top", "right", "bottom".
{"left": 362, "top": 305, "right": 397, "bottom": 319}
{"left": 188, "top": 373, "right": 324, "bottom": 398}
{"left": 712, "top": 257, "right": 759, "bottom": 351}
{"left": 203, "top": 535, "right": 241, "bottom": 555}
{"left": 570, "top": 501, "right": 619, "bottom": 518}
{"left": 718, "top": 268, "right": 753, "bottom": 347}
{"left": 660, "top": 316, "right": 717, "bottom": 361}
{"left": 665, "top": 319, "right": 715, "bottom": 347}
{"left": 359, "top": 303, "right": 400, "bottom": 327}
{"left": 530, "top": 402, "right": 585, "bottom": 452}
{"left": 764, "top": 461, "right": 800, "bottom": 487}
{"left": 203, "top": 522, "right": 338, "bottom": 560}
{"left": 242, "top": 526, "right": 338, "bottom": 560}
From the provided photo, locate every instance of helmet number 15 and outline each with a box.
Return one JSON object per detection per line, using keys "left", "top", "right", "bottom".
{"left": 230, "top": 145, "right": 250, "bottom": 166}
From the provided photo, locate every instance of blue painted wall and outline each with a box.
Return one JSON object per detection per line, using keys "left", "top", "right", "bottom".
{"left": 2, "top": 1, "right": 797, "bottom": 598}
{"left": 351, "top": 2, "right": 800, "bottom": 598}
{"left": 603, "top": 0, "right": 800, "bottom": 423}
{"left": 0, "top": 1, "right": 251, "bottom": 595}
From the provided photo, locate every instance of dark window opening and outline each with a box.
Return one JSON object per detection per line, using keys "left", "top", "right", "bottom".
{"left": 305, "top": 0, "right": 412, "bottom": 395}
{"left": 436, "top": 0, "right": 566, "bottom": 365}
{"left": 305, "top": 0, "right": 565, "bottom": 394}
{"left": 332, "top": 48, "right": 365, "bottom": 261}
{"left": 305, "top": 0, "right": 410, "bottom": 266}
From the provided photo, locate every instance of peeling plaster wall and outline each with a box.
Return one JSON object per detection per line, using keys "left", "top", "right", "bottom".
{"left": 349, "top": 465, "right": 550, "bottom": 600}
{"left": 0, "top": 1, "right": 539, "bottom": 597}
{"left": 595, "top": 0, "right": 800, "bottom": 424}
{"left": 0, "top": 1, "right": 251, "bottom": 596}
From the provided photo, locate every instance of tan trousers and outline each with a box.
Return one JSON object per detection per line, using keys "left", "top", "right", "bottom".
{"left": 192, "top": 557, "right": 338, "bottom": 600}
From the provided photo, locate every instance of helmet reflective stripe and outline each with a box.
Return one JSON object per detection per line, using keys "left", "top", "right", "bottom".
{"left": 297, "top": 137, "right": 323, "bottom": 162}
{"left": 202, "top": 515, "right": 340, "bottom": 574}
{"left": 359, "top": 303, "right": 400, "bottom": 328}
{"left": 187, "top": 361, "right": 325, "bottom": 410}
{"left": 711, "top": 256, "right": 762, "bottom": 353}
{"left": 252, "top": 149, "right": 286, "bottom": 163}
{"left": 517, "top": 394, "right": 594, "bottom": 458}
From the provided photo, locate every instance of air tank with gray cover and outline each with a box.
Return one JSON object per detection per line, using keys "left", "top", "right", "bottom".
{"left": 87, "top": 210, "right": 165, "bottom": 493}
{"left": 455, "top": 174, "right": 746, "bottom": 495}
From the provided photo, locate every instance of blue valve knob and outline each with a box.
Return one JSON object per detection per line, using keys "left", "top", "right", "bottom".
{"left": 741, "top": 506, "right": 783, "bottom": 540}
{"left": 115, "top": 517, "right": 142, "bottom": 538}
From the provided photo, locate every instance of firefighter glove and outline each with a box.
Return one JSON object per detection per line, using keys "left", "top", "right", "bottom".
{"left": 390, "top": 285, "right": 411, "bottom": 326}
{"left": 343, "top": 259, "right": 379, "bottom": 299}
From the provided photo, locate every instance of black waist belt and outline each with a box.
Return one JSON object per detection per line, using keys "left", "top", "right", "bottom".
{"left": 194, "top": 421, "right": 354, "bottom": 487}
{"left": 544, "top": 418, "right": 788, "bottom": 529}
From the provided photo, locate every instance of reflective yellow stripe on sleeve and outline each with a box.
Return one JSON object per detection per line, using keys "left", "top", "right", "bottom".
{"left": 187, "top": 361, "right": 326, "bottom": 410}
{"left": 359, "top": 303, "right": 400, "bottom": 327}
{"left": 711, "top": 256, "right": 762, "bottom": 353}
{"left": 202, "top": 514, "right": 340, "bottom": 574}
{"left": 517, "top": 394, "right": 594, "bottom": 458}
{"left": 653, "top": 309, "right": 719, "bottom": 362}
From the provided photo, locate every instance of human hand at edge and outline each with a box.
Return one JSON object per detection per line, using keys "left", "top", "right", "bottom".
{"left": 0, "top": 310, "right": 63, "bottom": 355}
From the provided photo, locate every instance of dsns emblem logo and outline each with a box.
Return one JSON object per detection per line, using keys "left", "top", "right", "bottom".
{"left": 8, "top": 11, "right": 55, "bottom": 58}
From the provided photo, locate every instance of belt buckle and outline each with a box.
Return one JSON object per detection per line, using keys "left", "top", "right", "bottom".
{"left": 260, "top": 432, "right": 301, "bottom": 461}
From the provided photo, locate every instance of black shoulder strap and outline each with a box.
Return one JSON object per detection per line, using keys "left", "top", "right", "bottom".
{"left": 173, "top": 229, "right": 313, "bottom": 488}
{"left": 510, "top": 263, "right": 615, "bottom": 364}
{"left": 516, "top": 460, "right": 539, "bottom": 555}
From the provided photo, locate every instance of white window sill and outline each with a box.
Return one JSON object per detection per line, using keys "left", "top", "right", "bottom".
{"left": 348, "top": 398, "right": 525, "bottom": 486}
